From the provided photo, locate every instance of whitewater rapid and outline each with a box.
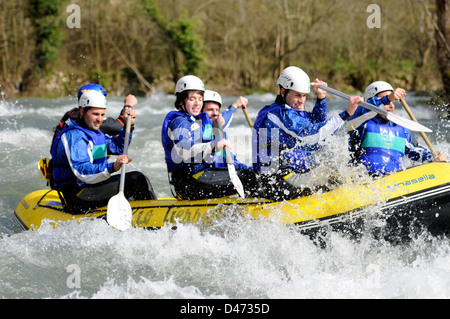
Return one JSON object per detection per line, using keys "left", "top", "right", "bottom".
{"left": 0, "top": 92, "right": 449, "bottom": 299}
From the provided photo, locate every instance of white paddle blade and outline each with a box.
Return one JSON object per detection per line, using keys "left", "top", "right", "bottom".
{"left": 386, "top": 113, "right": 432, "bottom": 133}
{"left": 313, "top": 83, "right": 433, "bottom": 133}
{"left": 227, "top": 162, "right": 246, "bottom": 198}
{"left": 106, "top": 192, "right": 132, "bottom": 231}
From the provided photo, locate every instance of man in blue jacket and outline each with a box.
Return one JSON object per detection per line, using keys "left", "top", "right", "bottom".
{"left": 202, "top": 90, "right": 249, "bottom": 131}
{"left": 52, "top": 84, "right": 138, "bottom": 143}
{"left": 202, "top": 90, "right": 251, "bottom": 170}
{"left": 252, "top": 66, "right": 362, "bottom": 200}
{"left": 51, "top": 90, "right": 156, "bottom": 214}
{"left": 347, "top": 81, "right": 447, "bottom": 176}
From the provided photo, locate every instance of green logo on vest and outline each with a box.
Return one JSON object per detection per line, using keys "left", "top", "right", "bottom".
{"left": 362, "top": 132, "right": 406, "bottom": 153}
{"left": 92, "top": 144, "right": 107, "bottom": 160}
{"left": 203, "top": 124, "right": 213, "bottom": 140}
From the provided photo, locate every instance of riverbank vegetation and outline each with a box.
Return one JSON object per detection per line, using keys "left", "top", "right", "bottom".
{"left": 1, "top": 0, "right": 449, "bottom": 107}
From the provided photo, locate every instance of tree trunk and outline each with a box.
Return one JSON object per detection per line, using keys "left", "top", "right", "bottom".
{"left": 435, "top": 0, "right": 450, "bottom": 106}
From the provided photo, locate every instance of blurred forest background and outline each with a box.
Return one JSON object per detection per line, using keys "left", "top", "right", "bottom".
{"left": 0, "top": 0, "right": 449, "bottom": 107}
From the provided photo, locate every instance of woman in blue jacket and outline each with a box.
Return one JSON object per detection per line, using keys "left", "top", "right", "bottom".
{"left": 252, "top": 66, "right": 362, "bottom": 200}
{"left": 161, "top": 76, "right": 259, "bottom": 200}
{"left": 347, "top": 81, "right": 447, "bottom": 176}
{"left": 51, "top": 90, "right": 156, "bottom": 214}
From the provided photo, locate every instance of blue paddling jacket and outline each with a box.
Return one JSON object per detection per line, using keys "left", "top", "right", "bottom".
{"left": 51, "top": 119, "right": 129, "bottom": 188}
{"left": 221, "top": 105, "right": 236, "bottom": 130}
{"left": 162, "top": 111, "right": 249, "bottom": 176}
{"left": 162, "top": 111, "right": 217, "bottom": 175}
{"left": 216, "top": 106, "right": 250, "bottom": 170}
{"left": 252, "top": 98, "right": 349, "bottom": 174}
{"left": 347, "top": 96, "right": 433, "bottom": 175}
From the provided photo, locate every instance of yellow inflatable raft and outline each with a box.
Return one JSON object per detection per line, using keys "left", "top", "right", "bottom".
{"left": 14, "top": 162, "right": 450, "bottom": 237}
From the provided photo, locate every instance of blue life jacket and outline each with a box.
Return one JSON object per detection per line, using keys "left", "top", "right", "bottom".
{"left": 253, "top": 99, "right": 342, "bottom": 174}
{"left": 51, "top": 120, "right": 115, "bottom": 188}
{"left": 358, "top": 121, "right": 407, "bottom": 175}
{"left": 347, "top": 96, "right": 434, "bottom": 174}
{"left": 253, "top": 103, "right": 314, "bottom": 174}
{"left": 51, "top": 118, "right": 128, "bottom": 189}
{"left": 221, "top": 106, "right": 236, "bottom": 130}
{"left": 162, "top": 111, "right": 216, "bottom": 174}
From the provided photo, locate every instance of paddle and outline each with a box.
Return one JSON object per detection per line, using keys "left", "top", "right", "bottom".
{"left": 242, "top": 107, "right": 253, "bottom": 128}
{"left": 213, "top": 119, "right": 246, "bottom": 198}
{"left": 312, "top": 84, "right": 432, "bottom": 133}
{"left": 106, "top": 115, "right": 133, "bottom": 231}
{"left": 400, "top": 99, "right": 438, "bottom": 159}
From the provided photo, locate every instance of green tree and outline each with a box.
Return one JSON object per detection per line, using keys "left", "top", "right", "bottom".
{"left": 21, "top": 0, "right": 66, "bottom": 94}
{"left": 142, "top": 0, "right": 206, "bottom": 83}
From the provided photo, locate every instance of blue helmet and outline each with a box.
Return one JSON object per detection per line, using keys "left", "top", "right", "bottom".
{"left": 77, "top": 84, "right": 107, "bottom": 100}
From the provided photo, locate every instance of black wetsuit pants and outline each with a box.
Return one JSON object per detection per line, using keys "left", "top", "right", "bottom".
{"left": 171, "top": 166, "right": 261, "bottom": 200}
{"left": 60, "top": 171, "right": 156, "bottom": 214}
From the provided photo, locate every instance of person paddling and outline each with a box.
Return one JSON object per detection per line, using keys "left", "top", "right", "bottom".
{"left": 50, "top": 83, "right": 138, "bottom": 153}
{"left": 202, "top": 90, "right": 249, "bottom": 130}
{"left": 161, "top": 76, "right": 259, "bottom": 200}
{"left": 202, "top": 90, "right": 252, "bottom": 169}
{"left": 51, "top": 90, "right": 156, "bottom": 214}
{"left": 347, "top": 81, "right": 447, "bottom": 176}
{"left": 202, "top": 90, "right": 261, "bottom": 196}
{"left": 252, "top": 66, "right": 363, "bottom": 200}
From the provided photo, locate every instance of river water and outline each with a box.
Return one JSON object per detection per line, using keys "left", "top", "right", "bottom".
{"left": 0, "top": 91, "right": 449, "bottom": 299}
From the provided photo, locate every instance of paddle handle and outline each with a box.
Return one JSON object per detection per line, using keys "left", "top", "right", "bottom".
{"left": 314, "top": 84, "right": 390, "bottom": 117}
{"left": 242, "top": 107, "right": 253, "bottom": 128}
{"left": 214, "top": 118, "right": 234, "bottom": 164}
{"left": 312, "top": 83, "right": 432, "bottom": 133}
{"left": 119, "top": 115, "right": 132, "bottom": 193}
{"left": 400, "top": 99, "right": 438, "bottom": 159}
{"left": 213, "top": 117, "right": 246, "bottom": 198}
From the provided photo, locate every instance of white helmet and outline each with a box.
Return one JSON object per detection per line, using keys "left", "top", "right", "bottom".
{"left": 175, "top": 75, "right": 205, "bottom": 94}
{"left": 277, "top": 66, "right": 311, "bottom": 94}
{"left": 364, "top": 81, "right": 394, "bottom": 100}
{"left": 203, "top": 90, "right": 222, "bottom": 107}
{"left": 78, "top": 90, "right": 108, "bottom": 109}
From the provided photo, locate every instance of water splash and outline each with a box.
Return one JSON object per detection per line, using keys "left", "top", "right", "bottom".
{"left": 1, "top": 93, "right": 449, "bottom": 299}
{"left": 2, "top": 215, "right": 449, "bottom": 299}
